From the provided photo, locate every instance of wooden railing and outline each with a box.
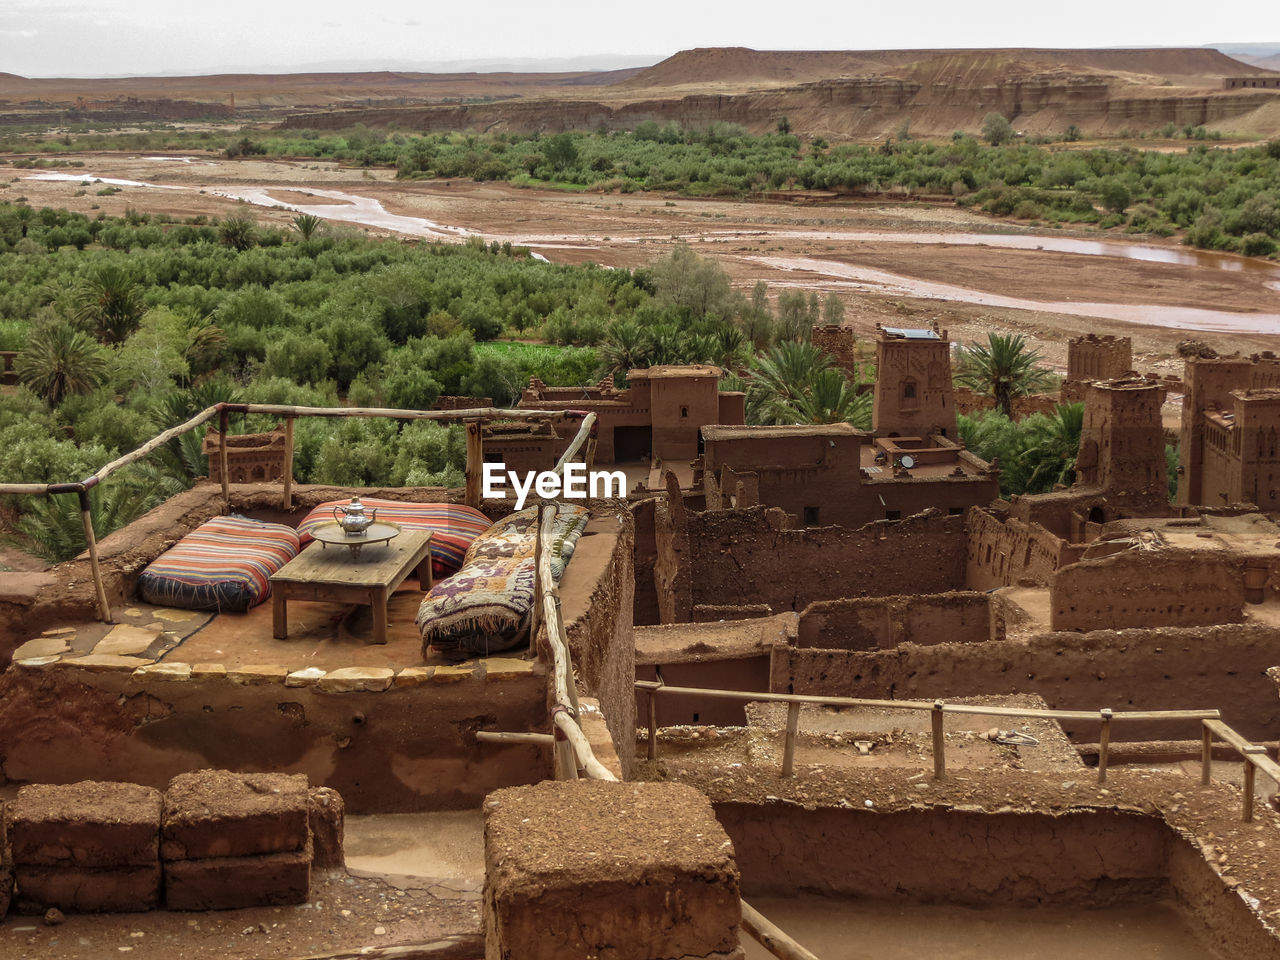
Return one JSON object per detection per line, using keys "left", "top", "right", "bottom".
{"left": 0, "top": 401, "right": 592, "bottom": 622}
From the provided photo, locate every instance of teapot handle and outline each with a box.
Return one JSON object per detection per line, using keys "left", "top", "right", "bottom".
{"left": 332, "top": 504, "right": 344, "bottom": 523}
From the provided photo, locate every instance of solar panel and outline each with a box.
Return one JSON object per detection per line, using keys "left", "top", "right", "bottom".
{"left": 883, "top": 326, "right": 941, "bottom": 340}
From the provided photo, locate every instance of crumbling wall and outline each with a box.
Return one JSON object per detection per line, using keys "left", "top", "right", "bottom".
{"left": 965, "top": 507, "right": 1081, "bottom": 590}
{"left": 717, "top": 805, "right": 1169, "bottom": 905}
{"left": 796, "top": 592, "right": 999, "bottom": 650}
{"left": 771, "top": 623, "right": 1280, "bottom": 742}
{"left": 1051, "top": 549, "right": 1245, "bottom": 631}
{"left": 0, "top": 657, "right": 549, "bottom": 814}
{"left": 673, "top": 507, "right": 966, "bottom": 614}
{"left": 630, "top": 499, "right": 660, "bottom": 626}
{"left": 559, "top": 507, "right": 637, "bottom": 778}
{"left": 653, "top": 475, "right": 693, "bottom": 623}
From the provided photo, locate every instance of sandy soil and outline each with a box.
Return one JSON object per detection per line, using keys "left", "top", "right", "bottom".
{"left": 11, "top": 153, "right": 1278, "bottom": 373}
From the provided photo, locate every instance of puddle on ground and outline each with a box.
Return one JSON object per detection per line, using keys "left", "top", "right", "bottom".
{"left": 749, "top": 255, "right": 1280, "bottom": 335}
{"left": 742, "top": 896, "right": 1223, "bottom": 960}
{"left": 344, "top": 810, "right": 484, "bottom": 881}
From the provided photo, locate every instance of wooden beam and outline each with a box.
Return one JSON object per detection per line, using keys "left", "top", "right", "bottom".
{"left": 931, "top": 700, "right": 946, "bottom": 781}
{"left": 1097, "top": 708, "right": 1112, "bottom": 784}
{"left": 218, "top": 409, "right": 230, "bottom": 507}
{"left": 647, "top": 687, "right": 659, "bottom": 762}
{"left": 79, "top": 489, "right": 112, "bottom": 623}
{"left": 740, "top": 899, "right": 823, "bottom": 960}
{"left": 282, "top": 416, "right": 295, "bottom": 511}
{"left": 475, "top": 731, "right": 553, "bottom": 746}
{"left": 286, "top": 933, "right": 485, "bottom": 960}
{"left": 553, "top": 709, "right": 618, "bottom": 782}
{"left": 464, "top": 421, "right": 483, "bottom": 508}
{"left": 781, "top": 701, "right": 801, "bottom": 778}
{"left": 1202, "top": 724, "right": 1214, "bottom": 786}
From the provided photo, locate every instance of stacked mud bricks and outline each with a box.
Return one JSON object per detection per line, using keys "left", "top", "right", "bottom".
{"left": 1, "top": 770, "right": 344, "bottom": 916}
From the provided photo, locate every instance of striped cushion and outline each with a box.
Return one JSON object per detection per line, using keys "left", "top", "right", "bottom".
{"left": 137, "top": 516, "right": 300, "bottom": 613}
{"left": 297, "top": 500, "right": 491, "bottom": 578}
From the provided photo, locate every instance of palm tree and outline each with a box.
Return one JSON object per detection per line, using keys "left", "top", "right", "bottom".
{"left": 1019, "top": 403, "right": 1085, "bottom": 493}
{"left": 598, "top": 322, "right": 654, "bottom": 376}
{"left": 218, "top": 216, "right": 258, "bottom": 251}
{"left": 292, "top": 213, "right": 324, "bottom": 241}
{"left": 16, "top": 323, "right": 108, "bottom": 406}
{"left": 747, "top": 341, "right": 868, "bottom": 427}
{"left": 73, "top": 263, "right": 145, "bottom": 344}
{"left": 955, "top": 332, "right": 1053, "bottom": 418}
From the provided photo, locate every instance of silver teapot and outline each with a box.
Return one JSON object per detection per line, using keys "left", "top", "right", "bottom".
{"left": 333, "top": 497, "right": 377, "bottom": 535}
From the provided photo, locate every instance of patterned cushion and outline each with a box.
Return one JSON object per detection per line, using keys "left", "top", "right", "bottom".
{"left": 417, "top": 503, "right": 590, "bottom": 658}
{"left": 137, "top": 516, "right": 300, "bottom": 613}
{"left": 297, "top": 499, "right": 491, "bottom": 578}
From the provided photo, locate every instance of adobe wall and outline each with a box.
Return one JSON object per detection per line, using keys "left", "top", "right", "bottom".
{"left": 1050, "top": 549, "right": 1245, "bottom": 631}
{"left": 631, "top": 498, "right": 661, "bottom": 626}
{"left": 0, "top": 657, "right": 549, "bottom": 814}
{"left": 717, "top": 804, "right": 1168, "bottom": 906}
{"left": 1067, "top": 334, "right": 1132, "bottom": 383}
{"left": 673, "top": 507, "right": 967, "bottom": 615}
{"left": 796, "top": 592, "right": 1000, "bottom": 650}
{"left": 771, "top": 623, "right": 1280, "bottom": 742}
{"left": 557, "top": 507, "right": 638, "bottom": 778}
{"left": 965, "top": 508, "right": 1083, "bottom": 590}
{"left": 811, "top": 325, "right": 861, "bottom": 378}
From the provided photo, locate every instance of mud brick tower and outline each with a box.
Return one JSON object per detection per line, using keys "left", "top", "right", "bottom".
{"left": 1062, "top": 335, "right": 1132, "bottom": 402}
{"left": 872, "top": 324, "right": 957, "bottom": 438}
{"left": 1074, "top": 379, "right": 1167, "bottom": 512}
{"left": 1179, "top": 353, "right": 1280, "bottom": 508}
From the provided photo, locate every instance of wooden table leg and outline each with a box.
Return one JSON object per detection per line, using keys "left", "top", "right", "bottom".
{"left": 417, "top": 557, "right": 434, "bottom": 591}
{"left": 371, "top": 587, "right": 388, "bottom": 645}
{"left": 273, "top": 592, "right": 288, "bottom": 640}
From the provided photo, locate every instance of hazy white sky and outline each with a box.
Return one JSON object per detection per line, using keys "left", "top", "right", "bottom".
{"left": 2, "top": 0, "right": 1278, "bottom": 77}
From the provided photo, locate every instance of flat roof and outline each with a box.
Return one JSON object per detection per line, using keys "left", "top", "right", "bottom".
{"left": 627, "top": 364, "right": 722, "bottom": 379}
{"left": 701, "top": 423, "right": 863, "bottom": 441}
{"left": 881, "top": 327, "right": 940, "bottom": 340}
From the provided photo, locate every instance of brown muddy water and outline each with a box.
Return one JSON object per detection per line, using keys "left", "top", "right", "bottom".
{"left": 742, "top": 896, "right": 1223, "bottom": 960}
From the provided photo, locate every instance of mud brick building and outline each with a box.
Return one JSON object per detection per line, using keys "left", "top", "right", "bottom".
{"left": 490, "top": 365, "right": 745, "bottom": 466}
{"left": 1060, "top": 334, "right": 1134, "bottom": 403}
{"left": 697, "top": 326, "right": 998, "bottom": 527}
{"left": 1074, "top": 378, "right": 1169, "bottom": 514}
{"left": 872, "top": 324, "right": 957, "bottom": 438}
{"left": 202, "top": 427, "right": 288, "bottom": 485}
{"left": 1178, "top": 352, "right": 1280, "bottom": 509}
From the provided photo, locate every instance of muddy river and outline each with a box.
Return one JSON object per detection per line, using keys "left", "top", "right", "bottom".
{"left": 26, "top": 170, "right": 1280, "bottom": 336}
{"left": 742, "top": 896, "right": 1222, "bottom": 960}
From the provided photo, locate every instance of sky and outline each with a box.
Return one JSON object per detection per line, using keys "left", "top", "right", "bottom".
{"left": 3, "top": 0, "right": 1280, "bottom": 78}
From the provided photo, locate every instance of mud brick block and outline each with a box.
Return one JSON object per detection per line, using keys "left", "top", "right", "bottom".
{"left": 163, "top": 843, "right": 312, "bottom": 911}
{"left": 163, "top": 770, "right": 310, "bottom": 860}
{"left": 15, "top": 863, "right": 160, "bottom": 914}
{"left": 8, "top": 781, "right": 161, "bottom": 868}
{"left": 307, "top": 787, "right": 345, "bottom": 871}
{"left": 484, "top": 780, "right": 742, "bottom": 960}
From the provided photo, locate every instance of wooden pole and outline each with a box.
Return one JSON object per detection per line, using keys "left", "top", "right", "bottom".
{"left": 282, "top": 416, "right": 295, "bottom": 511}
{"left": 781, "top": 701, "right": 801, "bottom": 778}
{"left": 464, "top": 420, "right": 483, "bottom": 508}
{"left": 932, "top": 701, "right": 946, "bottom": 780}
{"left": 79, "top": 489, "right": 112, "bottom": 623}
{"left": 218, "top": 409, "right": 230, "bottom": 508}
{"left": 287, "top": 932, "right": 485, "bottom": 960}
{"left": 530, "top": 521, "right": 542, "bottom": 656}
{"left": 1098, "top": 708, "right": 1112, "bottom": 784}
{"left": 1202, "top": 724, "right": 1214, "bottom": 785}
{"left": 647, "top": 687, "right": 659, "bottom": 762}
{"left": 475, "top": 731, "right": 553, "bottom": 746}
{"left": 740, "top": 899, "right": 823, "bottom": 960}
{"left": 1243, "top": 745, "right": 1267, "bottom": 822}
{"left": 1244, "top": 759, "right": 1257, "bottom": 823}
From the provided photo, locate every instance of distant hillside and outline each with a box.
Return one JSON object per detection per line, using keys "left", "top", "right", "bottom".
{"left": 621, "top": 46, "right": 1263, "bottom": 90}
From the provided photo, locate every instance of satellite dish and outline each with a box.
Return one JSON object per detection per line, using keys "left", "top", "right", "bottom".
{"left": 900, "top": 455, "right": 916, "bottom": 470}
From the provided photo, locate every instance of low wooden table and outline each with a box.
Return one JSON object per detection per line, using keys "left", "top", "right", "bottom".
{"left": 270, "top": 529, "right": 434, "bottom": 645}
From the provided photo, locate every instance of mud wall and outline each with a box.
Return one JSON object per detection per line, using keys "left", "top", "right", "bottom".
{"left": 631, "top": 499, "right": 660, "bottom": 626}
{"left": 1051, "top": 550, "right": 1245, "bottom": 631}
{"left": 965, "top": 507, "right": 1083, "bottom": 590}
{"left": 0, "top": 658, "right": 549, "bottom": 814}
{"left": 770, "top": 623, "right": 1280, "bottom": 742}
{"left": 714, "top": 803, "right": 1280, "bottom": 959}
{"left": 672, "top": 507, "right": 966, "bottom": 615}
{"left": 559, "top": 507, "right": 637, "bottom": 778}
{"left": 796, "top": 592, "right": 999, "bottom": 650}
